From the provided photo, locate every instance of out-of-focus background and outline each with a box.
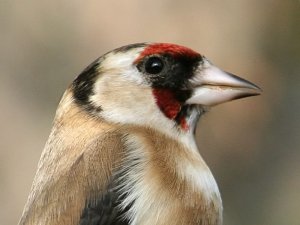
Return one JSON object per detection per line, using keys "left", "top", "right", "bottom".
{"left": 1, "top": 1, "right": 299, "bottom": 224}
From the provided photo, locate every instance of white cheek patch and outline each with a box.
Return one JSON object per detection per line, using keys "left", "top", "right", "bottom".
{"left": 89, "top": 65, "right": 183, "bottom": 141}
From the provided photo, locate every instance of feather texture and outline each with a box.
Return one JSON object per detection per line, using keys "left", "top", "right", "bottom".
{"left": 19, "top": 90, "right": 222, "bottom": 225}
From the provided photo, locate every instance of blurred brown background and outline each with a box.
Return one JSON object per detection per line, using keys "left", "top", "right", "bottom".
{"left": 1, "top": 1, "right": 299, "bottom": 224}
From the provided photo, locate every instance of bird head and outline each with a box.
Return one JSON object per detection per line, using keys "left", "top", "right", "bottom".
{"left": 72, "top": 43, "right": 261, "bottom": 134}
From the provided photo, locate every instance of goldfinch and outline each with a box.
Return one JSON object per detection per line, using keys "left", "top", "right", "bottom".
{"left": 19, "top": 43, "right": 261, "bottom": 225}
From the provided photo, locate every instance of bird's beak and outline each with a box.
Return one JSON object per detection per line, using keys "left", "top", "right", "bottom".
{"left": 186, "top": 58, "right": 262, "bottom": 106}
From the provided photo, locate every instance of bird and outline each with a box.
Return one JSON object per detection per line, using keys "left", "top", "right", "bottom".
{"left": 18, "top": 43, "right": 261, "bottom": 225}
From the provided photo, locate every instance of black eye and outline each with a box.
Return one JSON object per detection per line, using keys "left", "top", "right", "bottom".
{"left": 144, "top": 57, "right": 164, "bottom": 74}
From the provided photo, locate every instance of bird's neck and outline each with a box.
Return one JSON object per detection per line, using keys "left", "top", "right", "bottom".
{"left": 119, "top": 125, "right": 223, "bottom": 225}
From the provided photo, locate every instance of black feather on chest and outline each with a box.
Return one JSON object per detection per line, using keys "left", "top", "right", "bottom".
{"left": 79, "top": 178, "right": 130, "bottom": 225}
